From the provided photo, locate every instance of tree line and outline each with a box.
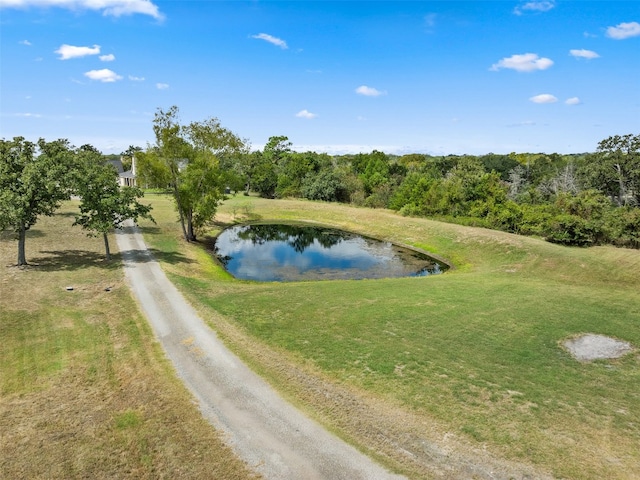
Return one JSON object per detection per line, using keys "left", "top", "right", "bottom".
{"left": 3, "top": 104, "right": 638, "bottom": 267}
{"left": 138, "top": 106, "right": 639, "bottom": 249}
{"left": 0, "top": 138, "right": 153, "bottom": 266}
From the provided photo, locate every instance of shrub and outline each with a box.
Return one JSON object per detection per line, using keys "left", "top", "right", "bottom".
{"left": 485, "top": 201, "right": 523, "bottom": 233}
{"left": 607, "top": 207, "right": 640, "bottom": 248}
{"left": 518, "top": 204, "right": 554, "bottom": 236}
{"left": 545, "top": 214, "right": 603, "bottom": 246}
{"left": 398, "top": 203, "right": 425, "bottom": 217}
{"left": 301, "top": 170, "right": 346, "bottom": 202}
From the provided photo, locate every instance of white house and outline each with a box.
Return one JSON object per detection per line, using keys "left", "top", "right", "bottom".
{"left": 107, "top": 156, "right": 137, "bottom": 187}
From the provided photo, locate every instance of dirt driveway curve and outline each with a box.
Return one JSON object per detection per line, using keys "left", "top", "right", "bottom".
{"left": 116, "top": 221, "right": 405, "bottom": 480}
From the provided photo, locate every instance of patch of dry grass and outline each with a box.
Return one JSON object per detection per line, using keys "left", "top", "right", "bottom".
{"left": 0, "top": 202, "right": 260, "bottom": 479}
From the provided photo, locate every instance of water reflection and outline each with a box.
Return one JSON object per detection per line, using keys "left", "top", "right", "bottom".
{"left": 214, "top": 223, "right": 448, "bottom": 282}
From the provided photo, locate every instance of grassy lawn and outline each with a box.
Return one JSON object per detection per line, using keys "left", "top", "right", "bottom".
{"left": 0, "top": 201, "right": 260, "bottom": 479}
{"left": 139, "top": 193, "right": 640, "bottom": 479}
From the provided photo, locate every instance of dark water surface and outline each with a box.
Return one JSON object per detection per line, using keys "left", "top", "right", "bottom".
{"left": 213, "top": 224, "right": 448, "bottom": 282}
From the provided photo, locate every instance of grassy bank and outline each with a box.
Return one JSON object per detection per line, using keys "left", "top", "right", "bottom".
{"left": 0, "top": 201, "right": 260, "bottom": 479}
{"left": 139, "top": 193, "right": 640, "bottom": 479}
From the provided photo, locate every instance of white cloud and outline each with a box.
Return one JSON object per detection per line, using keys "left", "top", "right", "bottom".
{"left": 295, "top": 109, "right": 317, "bottom": 119}
{"left": 569, "top": 49, "right": 600, "bottom": 59}
{"left": 424, "top": 13, "right": 438, "bottom": 30}
{"left": 128, "top": 75, "right": 145, "bottom": 81}
{"left": 19, "top": 39, "right": 32, "bottom": 45}
{"left": 606, "top": 22, "right": 640, "bottom": 40}
{"left": 507, "top": 121, "right": 537, "bottom": 127}
{"left": 156, "top": 82, "right": 169, "bottom": 89}
{"left": 514, "top": 1, "right": 555, "bottom": 15}
{"left": 490, "top": 53, "right": 553, "bottom": 72}
{"left": 15, "top": 112, "right": 42, "bottom": 118}
{"left": 565, "top": 97, "right": 581, "bottom": 105}
{"left": 251, "top": 33, "right": 288, "bottom": 49}
{"left": 1, "top": 0, "right": 164, "bottom": 20}
{"left": 355, "top": 85, "right": 386, "bottom": 97}
{"left": 84, "top": 68, "right": 122, "bottom": 82}
{"left": 99, "top": 53, "right": 115, "bottom": 61}
{"left": 55, "top": 44, "right": 100, "bottom": 60}
{"left": 530, "top": 93, "right": 558, "bottom": 104}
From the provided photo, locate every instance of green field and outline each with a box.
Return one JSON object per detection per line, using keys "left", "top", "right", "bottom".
{"left": 3, "top": 194, "right": 638, "bottom": 479}
{"left": 139, "top": 193, "right": 640, "bottom": 479}
{"left": 0, "top": 202, "right": 260, "bottom": 479}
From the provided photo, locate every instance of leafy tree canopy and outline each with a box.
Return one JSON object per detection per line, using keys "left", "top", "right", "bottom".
{"left": 73, "top": 145, "right": 154, "bottom": 260}
{"left": 0, "top": 137, "right": 75, "bottom": 265}
{"left": 144, "top": 106, "right": 246, "bottom": 241}
{"left": 584, "top": 133, "right": 640, "bottom": 206}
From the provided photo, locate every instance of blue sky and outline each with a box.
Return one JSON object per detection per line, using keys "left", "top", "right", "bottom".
{"left": 1, "top": 1, "right": 638, "bottom": 155}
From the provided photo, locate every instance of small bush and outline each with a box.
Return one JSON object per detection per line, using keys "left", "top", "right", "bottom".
{"left": 608, "top": 207, "right": 640, "bottom": 248}
{"left": 398, "top": 203, "right": 425, "bottom": 217}
{"left": 545, "top": 214, "right": 602, "bottom": 246}
{"left": 485, "top": 201, "right": 523, "bottom": 233}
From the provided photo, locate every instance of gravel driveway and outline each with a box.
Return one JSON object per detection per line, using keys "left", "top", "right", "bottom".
{"left": 116, "top": 221, "right": 404, "bottom": 480}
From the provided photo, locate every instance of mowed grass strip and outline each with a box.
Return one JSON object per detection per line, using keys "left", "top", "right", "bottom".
{"left": 0, "top": 202, "right": 260, "bottom": 479}
{"left": 139, "top": 194, "right": 640, "bottom": 480}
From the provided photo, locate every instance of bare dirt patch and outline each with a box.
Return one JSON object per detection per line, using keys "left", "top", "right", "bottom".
{"left": 562, "top": 334, "right": 634, "bottom": 362}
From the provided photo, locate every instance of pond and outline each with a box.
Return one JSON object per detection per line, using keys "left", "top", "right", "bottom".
{"left": 213, "top": 223, "right": 449, "bottom": 282}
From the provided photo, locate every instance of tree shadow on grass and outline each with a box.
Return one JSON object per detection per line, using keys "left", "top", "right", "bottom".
{"left": 122, "top": 248, "right": 196, "bottom": 266}
{"left": 138, "top": 225, "right": 162, "bottom": 235}
{"left": 29, "top": 247, "right": 196, "bottom": 271}
{"left": 115, "top": 224, "right": 197, "bottom": 266}
{"left": 29, "top": 250, "right": 121, "bottom": 272}
{"left": 56, "top": 210, "right": 78, "bottom": 218}
{"left": 1, "top": 229, "right": 47, "bottom": 241}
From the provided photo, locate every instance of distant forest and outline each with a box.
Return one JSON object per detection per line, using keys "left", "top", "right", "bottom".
{"left": 137, "top": 131, "right": 640, "bottom": 249}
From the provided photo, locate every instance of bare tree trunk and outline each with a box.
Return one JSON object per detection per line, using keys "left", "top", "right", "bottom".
{"left": 17, "top": 225, "right": 27, "bottom": 266}
{"left": 186, "top": 211, "right": 196, "bottom": 242}
{"left": 103, "top": 232, "right": 111, "bottom": 261}
{"left": 172, "top": 184, "right": 190, "bottom": 242}
{"left": 177, "top": 207, "right": 190, "bottom": 242}
{"left": 614, "top": 163, "right": 627, "bottom": 206}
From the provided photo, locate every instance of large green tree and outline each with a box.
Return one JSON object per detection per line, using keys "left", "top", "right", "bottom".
{"left": 146, "top": 106, "right": 245, "bottom": 242}
{"left": 72, "top": 145, "right": 154, "bottom": 260}
{"left": 584, "top": 133, "right": 640, "bottom": 206}
{"left": 235, "top": 150, "right": 265, "bottom": 195}
{"left": 251, "top": 136, "right": 292, "bottom": 198}
{"left": 0, "top": 137, "right": 74, "bottom": 265}
{"left": 352, "top": 150, "right": 390, "bottom": 196}
{"left": 263, "top": 135, "right": 292, "bottom": 164}
{"left": 301, "top": 168, "right": 346, "bottom": 202}
{"left": 277, "top": 151, "right": 325, "bottom": 198}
